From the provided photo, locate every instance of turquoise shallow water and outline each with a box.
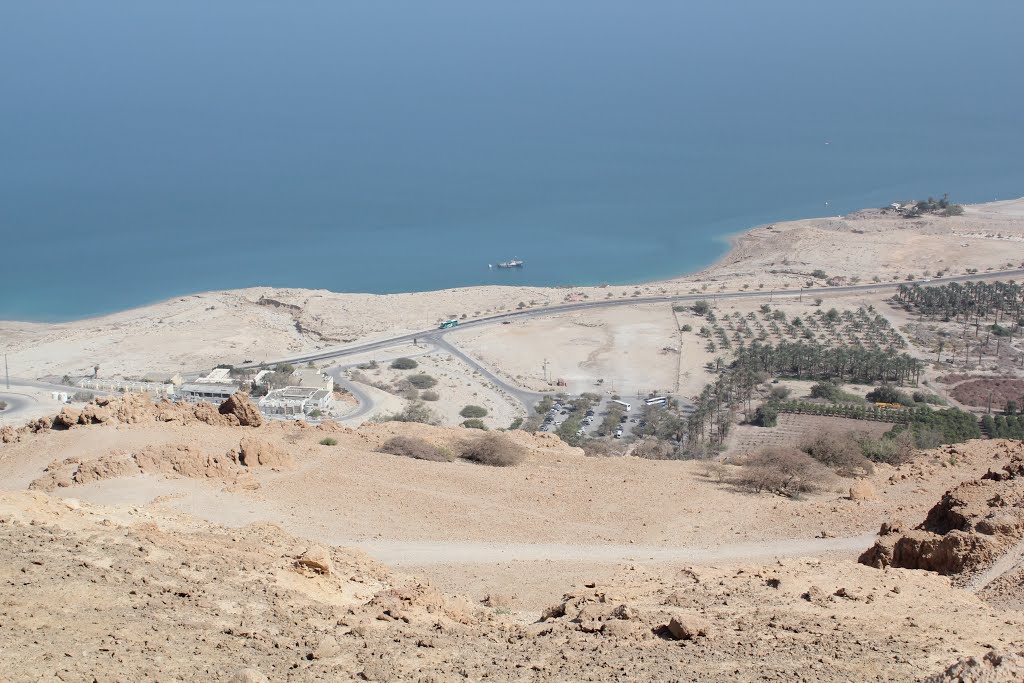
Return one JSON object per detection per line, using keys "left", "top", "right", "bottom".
{"left": 1, "top": 1, "right": 1023, "bottom": 321}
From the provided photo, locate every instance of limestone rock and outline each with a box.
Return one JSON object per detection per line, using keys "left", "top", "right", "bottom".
{"left": 52, "top": 407, "right": 81, "bottom": 430}
{"left": 227, "top": 669, "right": 269, "bottom": 683}
{"left": 296, "top": 546, "right": 333, "bottom": 575}
{"left": 78, "top": 403, "right": 112, "bottom": 425}
{"left": 219, "top": 392, "right": 263, "bottom": 427}
{"left": 923, "top": 650, "right": 1024, "bottom": 683}
{"left": 849, "top": 479, "right": 877, "bottom": 501}
{"left": 666, "top": 613, "right": 711, "bottom": 640}
{"left": 236, "top": 437, "right": 294, "bottom": 469}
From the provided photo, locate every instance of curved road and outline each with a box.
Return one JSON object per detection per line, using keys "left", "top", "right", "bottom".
{"left": 256, "top": 269, "right": 1024, "bottom": 371}
{"left": 0, "top": 392, "right": 38, "bottom": 424}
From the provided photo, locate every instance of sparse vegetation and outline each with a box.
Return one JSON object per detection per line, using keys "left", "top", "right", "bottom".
{"left": 460, "top": 405, "right": 488, "bottom": 419}
{"left": 378, "top": 436, "right": 451, "bottom": 462}
{"left": 801, "top": 432, "right": 873, "bottom": 477}
{"left": 420, "top": 390, "right": 440, "bottom": 401}
{"left": 376, "top": 400, "right": 441, "bottom": 425}
{"left": 459, "top": 433, "right": 525, "bottom": 467}
{"left": 407, "top": 374, "right": 437, "bottom": 389}
{"left": 390, "top": 357, "right": 418, "bottom": 370}
{"left": 735, "top": 447, "right": 832, "bottom": 496}
{"left": 318, "top": 437, "right": 338, "bottom": 446}
{"left": 461, "top": 418, "right": 487, "bottom": 430}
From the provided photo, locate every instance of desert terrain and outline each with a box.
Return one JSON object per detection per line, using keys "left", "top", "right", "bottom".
{"left": 2, "top": 198, "right": 1024, "bottom": 680}
{"left": 1, "top": 394, "right": 1024, "bottom": 680}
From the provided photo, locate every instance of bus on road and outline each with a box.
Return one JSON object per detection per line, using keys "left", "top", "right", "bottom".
{"left": 439, "top": 319, "right": 459, "bottom": 329}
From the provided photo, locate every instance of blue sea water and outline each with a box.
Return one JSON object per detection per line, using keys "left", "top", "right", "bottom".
{"left": 2, "top": 1, "right": 1023, "bottom": 322}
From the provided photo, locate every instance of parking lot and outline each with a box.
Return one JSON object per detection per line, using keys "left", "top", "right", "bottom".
{"left": 538, "top": 396, "right": 682, "bottom": 441}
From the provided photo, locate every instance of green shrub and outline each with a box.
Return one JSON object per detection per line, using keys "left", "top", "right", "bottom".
{"left": 407, "top": 374, "right": 437, "bottom": 389}
{"left": 378, "top": 436, "right": 451, "bottom": 462}
{"left": 318, "top": 437, "right": 338, "bottom": 446}
{"left": 462, "top": 418, "right": 487, "bottom": 430}
{"left": 692, "top": 300, "right": 710, "bottom": 315}
{"left": 459, "top": 433, "right": 525, "bottom": 467}
{"left": 681, "top": 324, "right": 693, "bottom": 332}
{"left": 420, "top": 390, "right": 440, "bottom": 401}
{"left": 460, "top": 405, "right": 488, "bottom": 418}
{"left": 390, "top": 357, "right": 418, "bottom": 370}
{"left": 752, "top": 403, "right": 778, "bottom": 427}
{"left": 769, "top": 386, "right": 791, "bottom": 400}
{"left": 866, "top": 384, "right": 906, "bottom": 404}
{"left": 509, "top": 417, "right": 524, "bottom": 430}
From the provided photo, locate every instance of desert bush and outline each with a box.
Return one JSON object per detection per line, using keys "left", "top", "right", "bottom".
{"left": 509, "top": 417, "right": 524, "bottom": 430}
{"left": 769, "top": 385, "right": 791, "bottom": 400}
{"left": 630, "top": 438, "right": 676, "bottom": 460}
{"left": 390, "top": 357, "right": 418, "bottom": 370}
{"left": 692, "top": 300, "right": 710, "bottom": 315}
{"left": 460, "top": 404, "right": 488, "bottom": 418}
{"left": 378, "top": 436, "right": 451, "bottom": 462}
{"left": 420, "top": 390, "right": 440, "bottom": 401}
{"left": 801, "top": 431, "right": 873, "bottom": 476}
{"left": 681, "top": 323, "right": 693, "bottom": 332}
{"left": 459, "top": 433, "right": 525, "bottom": 467}
{"left": 581, "top": 439, "right": 627, "bottom": 458}
{"left": 407, "top": 374, "right": 437, "bottom": 389}
{"left": 376, "top": 400, "right": 441, "bottom": 425}
{"left": 462, "top": 418, "right": 487, "bottom": 430}
{"left": 734, "top": 447, "right": 832, "bottom": 496}
{"left": 318, "top": 437, "right": 338, "bottom": 446}
{"left": 854, "top": 430, "right": 914, "bottom": 465}
{"left": 0, "top": 400, "right": 7, "bottom": 411}
{"left": 356, "top": 360, "right": 379, "bottom": 370}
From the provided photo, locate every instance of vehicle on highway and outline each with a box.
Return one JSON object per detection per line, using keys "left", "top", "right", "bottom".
{"left": 439, "top": 319, "right": 459, "bottom": 329}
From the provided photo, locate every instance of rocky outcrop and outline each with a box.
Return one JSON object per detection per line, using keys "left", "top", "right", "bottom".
{"left": 295, "top": 546, "right": 334, "bottom": 575}
{"left": 860, "top": 453, "right": 1024, "bottom": 582}
{"left": 51, "top": 407, "right": 81, "bottom": 430}
{"left": 666, "top": 614, "right": 711, "bottom": 640}
{"left": 923, "top": 651, "right": 1024, "bottom": 683}
{"left": 234, "top": 437, "right": 294, "bottom": 469}
{"left": 219, "top": 392, "right": 263, "bottom": 427}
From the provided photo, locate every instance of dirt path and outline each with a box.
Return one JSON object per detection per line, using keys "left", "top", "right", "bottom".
{"left": 358, "top": 533, "right": 876, "bottom": 567}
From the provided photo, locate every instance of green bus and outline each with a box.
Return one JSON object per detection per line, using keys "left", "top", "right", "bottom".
{"left": 439, "top": 319, "right": 459, "bottom": 329}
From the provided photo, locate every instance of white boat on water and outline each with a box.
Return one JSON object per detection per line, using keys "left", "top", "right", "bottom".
{"left": 495, "top": 259, "right": 524, "bottom": 268}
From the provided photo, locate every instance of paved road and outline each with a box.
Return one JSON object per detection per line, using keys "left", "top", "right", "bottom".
{"left": 255, "top": 268, "right": 1024, "bottom": 370}
{"left": 324, "top": 366, "right": 377, "bottom": 422}
{"left": 428, "top": 334, "right": 546, "bottom": 413}
{"left": 0, "top": 392, "right": 38, "bottom": 424}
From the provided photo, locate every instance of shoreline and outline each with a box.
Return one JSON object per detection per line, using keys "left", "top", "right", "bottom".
{"left": 6, "top": 196, "right": 1018, "bottom": 327}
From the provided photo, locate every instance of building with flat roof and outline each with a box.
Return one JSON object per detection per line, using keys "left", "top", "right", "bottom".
{"left": 258, "top": 386, "right": 331, "bottom": 418}
{"left": 177, "top": 383, "right": 239, "bottom": 404}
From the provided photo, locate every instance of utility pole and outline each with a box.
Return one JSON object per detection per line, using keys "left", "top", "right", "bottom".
{"left": 542, "top": 358, "right": 549, "bottom": 384}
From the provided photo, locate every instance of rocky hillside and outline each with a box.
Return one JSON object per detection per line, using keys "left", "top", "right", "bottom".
{"left": 1, "top": 489, "right": 1021, "bottom": 682}
{"left": 860, "top": 442, "right": 1024, "bottom": 608}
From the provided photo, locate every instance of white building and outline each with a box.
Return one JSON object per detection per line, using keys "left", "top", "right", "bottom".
{"left": 177, "top": 383, "right": 240, "bottom": 404}
{"left": 77, "top": 378, "right": 174, "bottom": 397}
{"left": 258, "top": 386, "right": 331, "bottom": 419}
